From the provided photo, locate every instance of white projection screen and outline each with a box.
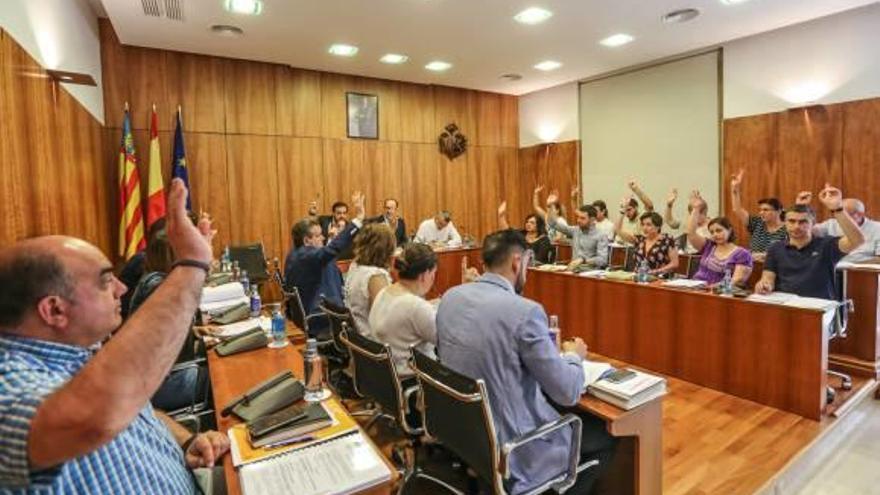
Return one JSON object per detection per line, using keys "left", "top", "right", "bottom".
{"left": 579, "top": 51, "right": 721, "bottom": 226}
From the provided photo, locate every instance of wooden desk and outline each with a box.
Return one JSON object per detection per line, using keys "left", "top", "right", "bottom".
{"left": 579, "top": 393, "right": 662, "bottom": 495}
{"left": 207, "top": 345, "right": 397, "bottom": 495}
{"left": 830, "top": 266, "right": 880, "bottom": 379}
{"left": 524, "top": 269, "right": 828, "bottom": 420}
{"left": 338, "top": 247, "right": 481, "bottom": 300}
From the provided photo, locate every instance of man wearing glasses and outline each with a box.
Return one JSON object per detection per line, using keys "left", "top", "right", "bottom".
{"left": 436, "top": 230, "right": 615, "bottom": 495}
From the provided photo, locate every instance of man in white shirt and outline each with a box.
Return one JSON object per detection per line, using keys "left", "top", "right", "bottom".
{"left": 812, "top": 198, "right": 880, "bottom": 264}
{"left": 414, "top": 211, "right": 462, "bottom": 246}
{"left": 590, "top": 200, "right": 615, "bottom": 241}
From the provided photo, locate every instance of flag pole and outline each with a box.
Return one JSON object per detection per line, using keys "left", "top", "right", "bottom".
{"left": 124, "top": 101, "right": 129, "bottom": 112}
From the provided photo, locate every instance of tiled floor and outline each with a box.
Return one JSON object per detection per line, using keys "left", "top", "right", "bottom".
{"left": 796, "top": 398, "right": 880, "bottom": 495}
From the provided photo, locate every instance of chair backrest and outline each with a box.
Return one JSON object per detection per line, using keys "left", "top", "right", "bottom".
{"left": 685, "top": 254, "right": 702, "bottom": 278}
{"left": 229, "top": 243, "right": 269, "bottom": 283}
{"left": 340, "top": 324, "right": 411, "bottom": 431}
{"left": 411, "top": 348, "right": 501, "bottom": 492}
{"left": 318, "top": 298, "right": 355, "bottom": 356}
{"left": 285, "top": 286, "right": 310, "bottom": 333}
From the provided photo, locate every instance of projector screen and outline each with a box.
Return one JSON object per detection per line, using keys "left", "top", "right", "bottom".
{"left": 579, "top": 51, "right": 721, "bottom": 228}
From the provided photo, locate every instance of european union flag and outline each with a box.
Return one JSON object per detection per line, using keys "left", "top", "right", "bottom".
{"left": 171, "top": 109, "right": 191, "bottom": 210}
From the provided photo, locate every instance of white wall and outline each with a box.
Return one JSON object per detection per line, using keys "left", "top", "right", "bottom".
{"left": 0, "top": 0, "right": 104, "bottom": 123}
{"left": 724, "top": 2, "right": 880, "bottom": 118}
{"left": 518, "top": 82, "right": 579, "bottom": 147}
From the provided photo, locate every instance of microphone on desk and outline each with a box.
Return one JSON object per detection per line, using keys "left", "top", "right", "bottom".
{"left": 221, "top": 370, "right": 295, "bottom": 417}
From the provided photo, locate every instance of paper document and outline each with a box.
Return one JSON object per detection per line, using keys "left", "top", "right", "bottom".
{"left": 216, "top": 317, "right": 270, "bottom": 338}
{"left": 582, "top": 361, "right": 613, "bottom": 388}
{"left": 200, "top": 282, "right": 246, "bottom": 305}
{"left": 199, "top": 296, "right": 249, "bottom": 313}
{"left": 578, "top": 270, "right": 607, "bottom": 278}
{"left": 239, "top": 433, "right": 391, "bottom": 495}
{"left": 662, "top": 279, "right": 706, "bottom": 289}
{"left": 746, "top": 292, "right": 799, "bottom": 305}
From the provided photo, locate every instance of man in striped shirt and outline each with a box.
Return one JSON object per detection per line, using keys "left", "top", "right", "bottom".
{"left": 0, "top": 179, "right": 227, "bottom": 493}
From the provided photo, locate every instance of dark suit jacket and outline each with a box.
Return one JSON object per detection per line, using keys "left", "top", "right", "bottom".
{"left": 366, "top": 215, "right": 408, "bottom": 246}
{"left": 317, "top": 215, "right": 354, "bottom": 260}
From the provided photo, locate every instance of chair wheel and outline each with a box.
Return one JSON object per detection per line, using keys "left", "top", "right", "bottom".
{"left": 826, "top": 387, "right": 836, "bottom": 404}
{"left": 842, "top": 379, "right": 853, "bottom": 391}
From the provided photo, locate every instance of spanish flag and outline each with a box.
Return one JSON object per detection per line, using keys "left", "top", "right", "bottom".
{"left": 117, "top": 107, "right": 146, "bottom": 259}
{"left": 145, "top": 105, "right": 166, "bottom": 229}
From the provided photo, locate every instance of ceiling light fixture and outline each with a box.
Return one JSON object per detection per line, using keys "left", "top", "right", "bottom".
{"left": 380, "top": 53, "right": 409, "bottom": 64}
{"left": 533, "top": 60, "right": 562, "bottom": 71}
{"left": 663, "top": 8, "right": 700, "bottom": 24}
{"left": 210, "top": 24, "right": 244, "bottom": 37}
{"left": 780, "top": 81, "right": 831, "bottom": 105}
{"left": 425, "top": 61, "right": 452, "bottom": 72}
{"left": 599, "top": 33, "right": 634, "bottom": 47}
{"left": 224, "top": 0, "right": 263, "bottom": 15}
{"left": 720, "top": 0, "right": 752, "bottom": 4}
{"left": 328, "top": 44, "right": 359, "bottom": 57}
{"left": 514, "top": 7, "right": 553, "bottom": 25}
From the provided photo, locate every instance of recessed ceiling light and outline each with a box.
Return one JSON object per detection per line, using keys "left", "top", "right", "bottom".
{"left": 328, "top": 44, "right": 359, "bottom": 57}
{"left": 720, "top": 0, "right": 752, "bottom": 4}
{"left": 224, "top": 0, "right": 263, "bottom": 15}
{"left": 599, "top": 33, "right": 634, "bottom": 47}
{"left": 514, "top": 7, "right": 553, "bottom": 25}
{"left": 380, "top": 53, "right": 409, "bottom": 64}
{"left": 210, "top": 24, "right": 244, "bottom": 37}
{"left": 425, "top": 61, "right": 452, "bottom": 72}
{"left": 533, "top": 60, "right": 562, "bottom": 71}
{"left": 663, "top": 8, "right": 700, "bottom": 24}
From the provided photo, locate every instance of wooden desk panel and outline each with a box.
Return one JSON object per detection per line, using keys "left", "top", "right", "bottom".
{"left": 207, "top": 345, "right": 397, "bottom": 495}
{"left": 525, "top": 270, "right": 827, "bottom": 419}
{"left": 830, "top": 267, "right": 880, "bottom": 378}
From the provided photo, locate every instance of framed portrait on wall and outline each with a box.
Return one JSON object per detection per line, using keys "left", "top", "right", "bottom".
{"left": 346, "top": 92, "right": 379, "bottom": 139}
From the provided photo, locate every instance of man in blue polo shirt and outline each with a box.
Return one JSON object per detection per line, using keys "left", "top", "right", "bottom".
{"left": 755, "top": 185, "right": 865, "bottom": 299}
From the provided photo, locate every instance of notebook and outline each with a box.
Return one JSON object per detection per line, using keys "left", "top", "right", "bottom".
{"left": 239, "top": 432, "right": 392, "bottom": 495}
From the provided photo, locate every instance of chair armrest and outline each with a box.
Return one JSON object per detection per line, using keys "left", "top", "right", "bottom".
{"left": 500, "top": 413, "right": 582, "bottom": 492}
{"left": 170, "top": 361, "right": 203, "bottom": 374}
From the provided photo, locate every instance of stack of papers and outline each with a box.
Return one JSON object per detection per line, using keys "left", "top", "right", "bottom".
{"left": 199, "top": 282, "right": 248, "bottom": 313}
{"left": 578, "top": 270, "right": 607, "bottom": 279}
{"left": 582, "top": 361, "right": 613, "bottom": 388}
{"left": 216, "top": 317, "right": 270, "bottom": 338}
{"left": 662, "top": 279, "right": 706, "bottom": 289}
{"left": 588, "top": 369, "right": 666, "bottom": 410}
{"left": 535, "top": 264, "right": 569, "bottom": 272}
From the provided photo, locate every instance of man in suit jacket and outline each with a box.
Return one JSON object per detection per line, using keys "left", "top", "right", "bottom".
{"left": 436, "top": 230, "right": 615, "bottom": 494}
{"left": 285, "top": 192, "right": 365, "bottom": 337}
{"left": 368, "top": 198, "right": 408, "bottom": 246}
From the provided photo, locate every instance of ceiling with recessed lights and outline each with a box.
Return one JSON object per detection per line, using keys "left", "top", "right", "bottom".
{"left": 97, "top": 0, "right": 876, "bottom": 95}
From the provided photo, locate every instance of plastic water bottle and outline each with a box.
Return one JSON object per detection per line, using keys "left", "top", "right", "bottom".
{"left": 268, "top": 307, "right": 288, "bottom": 349}
{"left": 249, "top": 288, "right": 262, "bottom": 318}
{"left": 720, "top": 267, "right": 734, "bottom": 297}
{"left": 637, "top": 259, "right": 650, "bottom": 284}
{"left": 303, "top": 339, "right": 326, "bottom": 402}
{"left": 220, "top": 246, "right": 231, "bottom": 272}
{"left": 548, "top": 315, "right": 561, "bottom": 350}
{"left": 240, "top": 270, "right": 250, "bottom": 294}
{"left": 231, "top": 261, "right": 240, "bottom": 282}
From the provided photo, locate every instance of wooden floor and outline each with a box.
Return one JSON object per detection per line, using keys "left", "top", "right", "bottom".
{"left": 355, "top": 370, "right": 874, "bottom": 495}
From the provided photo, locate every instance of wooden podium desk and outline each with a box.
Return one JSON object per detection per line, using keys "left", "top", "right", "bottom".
{"left": 339, "top": 246, "right": 481, "bottom": 299}
{"left": 207, "top": 344, "right": 398, "bottom": 495}
{"left": 579, "top": 387, "right": 662, "bottom": 495}
{"left": 524, "top": 269, "right": 829, "bottom": 420}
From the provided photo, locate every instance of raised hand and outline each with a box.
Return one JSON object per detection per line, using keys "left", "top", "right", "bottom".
{"left": 533, "top": 185, "right": 545, "bottom": 195}
{"left": 196, "top": 210, "right": 217, "bottom": 246}
{"left": 688, "top": 190, "right": 703, "bottom": 209}
{"left": 666, "top": 188, "right": 678, "bottom": 207}
{"left": 351, "top": 191, "right": 365, "bottom": 219}
{"left": 546, "top": 190, "right": 560, "bottom": 206}
{"left": 795, "top": 191, "right": 813, "bottom": 206}
{"left": 497, "top": 201, "right": 507, "bottom": 217}
{"left": 620, "top": 194, "right": 633, "bottom": 210}
{"left": 818, "top": 184, "right": 843, "bottom": 210}
{"left": 570, "top": 186, "right": 579, "bottom": 199}
{"left": 461, "top": 257, "right": 480, "bottom": 283}
{"left": 627, "top": 179, "right": 639, "bottom": 191}
{"left": 166, "top": 179, "right": 212, "bottom": 264}
{"left": 730, "top": 169, "right": 744, "bottom": 193}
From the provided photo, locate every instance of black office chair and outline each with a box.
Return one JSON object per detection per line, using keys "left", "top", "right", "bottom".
{"left": 340, "top": 326, "right": 456, "bottom": 494}
{"left": 410, "top": 348, "right": 597, "bottom": 495}
{"left": 165, "top": 333, "right": 214, "bottom": 432}
{"left": 827, "top": 269, "right": 855, "bottom": 401}
{"left": 685, "top": 254, "right": 702, "bottom": 278}
{"left": 607, "top": 244, "right": 634, "bottom": 271}
{"left": 317, "top": 299, "right": 358, "bottom": 397}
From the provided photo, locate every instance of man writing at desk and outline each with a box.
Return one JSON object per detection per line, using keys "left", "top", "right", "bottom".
{"left": 756, "top": 185, "right": 865, "bottom": 299}
{"left": 0, "top": 180, "right": 227, "bottom": 494}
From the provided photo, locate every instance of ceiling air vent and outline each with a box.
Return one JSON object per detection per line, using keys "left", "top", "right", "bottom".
{"left": 139, "top": 0, "right": 184, "bottom": 21}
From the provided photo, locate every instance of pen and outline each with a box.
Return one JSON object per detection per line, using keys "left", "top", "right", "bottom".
{"left": 264, "top": 435, "right": 316, "bottom": 450}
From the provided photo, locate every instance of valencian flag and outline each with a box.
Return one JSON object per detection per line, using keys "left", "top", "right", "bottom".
{"left": 171, "top": 107, "right": 191, "bottom": 210}
{"left": 145, "top": 105, "right": 166, "bottom": 228}
{"left": 117, "top": 107, "right": 146, "bottom": 259}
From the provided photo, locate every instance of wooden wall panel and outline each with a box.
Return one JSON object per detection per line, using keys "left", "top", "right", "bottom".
{"left": 434, "top": 86, "right": 476, "bottom": 144}
{"left": 99, "top": 20, "right": 128, "bottom": 130}
{"left": 224, "top": 60, "right": 277, "bottom": 135}
{"left": 364, "top": 141, "right": 404, "bottom": 218}
{"left": 187, "top": 132, "right": 232, "bottom": 255}
{"left": 320, "top": 73, "right": 350, "bottom": 140}
{"left": 517, "top": 141, "right": 580, "bottom": 217}
{"left": 277, "top": 137, "right": 324, "bottom": 256}
{"left": 276, "top": 68, "right": 322, "bottom": 137}
{"left": 438, "top": 154, "right": 472, "bottom": 238}
{"left": 399, "top": 84, "right": 435, "bottom": 144}
{"left": 400, "top": 144, "right": 440, "bottom": 235}
{"left": 226, "top": 135, "right": 281, "bottom": 258}
{"left": 500, "top": 95, "right": 519, "bottom": 148}
{"left": 127, "top": 47, "right": 181, "bottom": 131}
{"left": 179, "top": 53, "right": 226, "bottom": 133}
{"left": 0, "top": 30, "right": 26, "bottom": 244}
{"left": 842, "top": 99, "right": 880, "bottom": 213}
{"left": 475, "top": 92, "right": 502, "bottom": 147}
{"left": 322, "top": 139, "right": 368, "bottom": 212}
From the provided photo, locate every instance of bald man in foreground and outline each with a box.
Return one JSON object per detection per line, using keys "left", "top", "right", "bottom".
{"left": 0, "top": 179, "right": 227, "bottom": 494}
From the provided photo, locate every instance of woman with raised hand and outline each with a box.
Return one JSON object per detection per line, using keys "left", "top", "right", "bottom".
{"left": 497, "top": 200, "right": 553, "bottom": 264}
{"left": 686, "top": 191, "right": 754, "bottom": 287}
{"left": 614, "top": 197, "right": 679, "bottom": 275}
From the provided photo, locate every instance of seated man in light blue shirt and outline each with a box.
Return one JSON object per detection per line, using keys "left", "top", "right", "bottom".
{"left": 547, "top": 195, "right": 609, "bottom": 270}
{"left": 436, "top": 230, "right": 615, "bottom": 494}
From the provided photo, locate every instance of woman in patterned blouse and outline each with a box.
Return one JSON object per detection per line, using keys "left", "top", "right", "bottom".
{"left": 614, "top": 197, "right": 679, "bottom": 275}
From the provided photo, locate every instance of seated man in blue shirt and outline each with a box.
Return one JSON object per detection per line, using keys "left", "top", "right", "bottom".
{"left": 284, "top": 191, "right": 365, "bottom": 337}
{"left": 0, "top": 179, "right": 227, "bottom": 494}
{"left": 436, "top": 229, "right": 615, "bottom": 494}
{"left": 756, "top": 185, "right": 865, "bottom": 299}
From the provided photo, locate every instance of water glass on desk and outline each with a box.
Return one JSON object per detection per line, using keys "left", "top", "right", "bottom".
{"left": 548, "top": 314, "right": 561, "bottom": 350}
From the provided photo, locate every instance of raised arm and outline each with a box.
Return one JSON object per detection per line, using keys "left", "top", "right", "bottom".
{"left": 532, "top": 185, "right": 548, "bottom": 218}
{"left": 686, "top": 191, "right": 708, "bottom": 253}
{"left": 546, "top": 191, "right": 577, "bottom": 237}
{"left": 28, "top": 179, "right": 211, "bottom": 469}
{"left": 818, "top": 185, "right": 865, "bottom": 254}
{"left": 497, "top": 201, "right": 511, "bottom": 230}
{"left": 664, "top": 189, "right": 681, "bottom": 229}
{"left": 628, "top": 180, "right": 654, "bottom": 212}
{"left": 613, "top": 196, "right": 637, "bottom": 245}
{"left": 570, "top": 186, "right": 580, "bottom": 214}
{"left": 730, "top": 169, "right": 749, "bottom": 227}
